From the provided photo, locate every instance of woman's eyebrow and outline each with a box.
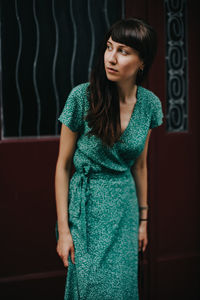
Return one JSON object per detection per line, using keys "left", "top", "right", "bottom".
{"left": 119, "top": 45, "right": 129, "bottom": 49}
{"left": 107, "top": 40, "right": 129, "bottom": 48}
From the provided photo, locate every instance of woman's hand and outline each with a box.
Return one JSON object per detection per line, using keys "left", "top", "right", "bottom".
{"left": 138, "top": 222, "right": 148, "bottom": 252}
{"left": 56, "top": 232, "right": 75, "bottom": 267}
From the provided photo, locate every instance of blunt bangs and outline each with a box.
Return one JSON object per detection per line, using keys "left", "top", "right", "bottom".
{"left": 108, "top": 19, "right": 156, "bottom": 64}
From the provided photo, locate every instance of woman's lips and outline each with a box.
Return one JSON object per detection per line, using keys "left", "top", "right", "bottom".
{"left": 106, "top": 67, "right": 118, "bottom": 74}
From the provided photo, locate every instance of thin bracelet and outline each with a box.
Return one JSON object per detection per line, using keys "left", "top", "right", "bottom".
{"left": 139, "top": 206, "right": 148, "bottom": 210}
{"left": 140, "top": 218, "right": 148, "bottom": 221}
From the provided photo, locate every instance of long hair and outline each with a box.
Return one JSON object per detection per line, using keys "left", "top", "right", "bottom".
{"left": 85, "top": 18, "right": 157, "bottom": 147}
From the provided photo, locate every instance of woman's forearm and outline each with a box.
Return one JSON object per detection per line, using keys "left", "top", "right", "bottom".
{"left": 55, "top": 162, "right": 71, "bottom": 235}
{"left": 131, "top": 166, "right": 148, "bottom": 220}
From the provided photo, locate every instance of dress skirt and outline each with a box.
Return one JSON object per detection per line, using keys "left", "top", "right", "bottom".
{"left": 56, "top": 166, "right": 139, "bottom": 300}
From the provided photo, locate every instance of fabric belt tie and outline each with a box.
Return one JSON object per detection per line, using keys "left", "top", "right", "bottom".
{"left": 68, "top": 165, "right": 93, "bottom": 254}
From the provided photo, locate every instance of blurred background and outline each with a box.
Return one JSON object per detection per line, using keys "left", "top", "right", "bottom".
{"left": 0, "top": 0, "right": 199, "bottom": 299}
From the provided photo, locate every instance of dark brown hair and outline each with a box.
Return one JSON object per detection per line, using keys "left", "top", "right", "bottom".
{"left": 85, "top": 18, "right": 157, "bottom": 147}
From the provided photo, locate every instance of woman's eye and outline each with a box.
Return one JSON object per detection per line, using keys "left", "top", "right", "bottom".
{"left": 120, "top": 49, "right": 128, "bottom": 55}
{"left": 107, "top": 45, "right": 112, "bottom": 50}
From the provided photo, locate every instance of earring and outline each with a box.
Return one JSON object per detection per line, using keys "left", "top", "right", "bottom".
{"left": 138, "top": 68, "right": 143, "bottom": 75}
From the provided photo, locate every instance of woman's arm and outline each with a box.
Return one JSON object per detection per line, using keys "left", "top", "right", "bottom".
{"left": 131, "top": 129, "right": 151, "bottom": 218}
{"left": 55, "top": 124, "right": 78, "bottom": 234}
{"left": 131, "top": 129, "right": 152, "bottom": 251}
{"left": 55, "top": 124, "right": 78, "bottom": 266}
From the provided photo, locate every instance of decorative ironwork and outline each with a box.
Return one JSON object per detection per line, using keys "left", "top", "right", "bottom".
{"left": 15, "top": 0, "right": 23, "bottom": 136}
{"left": 52, "top": 0, "right": 60, "bottom": 135}
{"left": 0, "top": 0, "right": 123, "bottom": 138}
{"left": 165, "top": 0, "right": 188, "bottom": 132}
{"left": 33, "top": 0, "right": 41, "bottom": 136}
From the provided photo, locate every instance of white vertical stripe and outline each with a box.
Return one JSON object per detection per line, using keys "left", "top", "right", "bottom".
{"left": 33, "top": 0, "right": 41, "bottom": 136}
{"left": 69, "top": 0, "right": 77, "bottom": 88}
{"left": 104, "top": 0, "right": 110, "bottom": 29}
{"left": 15, "top": 0, "right": 23, "bottom": 137}
{"left": 52, "top": 0, "right": 59, "bottom": 135}
{"left": 87, "top": 0, "right": 95, "bottom": 79}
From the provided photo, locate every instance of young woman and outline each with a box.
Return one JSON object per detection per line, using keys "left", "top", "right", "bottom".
{"left": 55, "top": 18, "right": 163, "bottom": 299}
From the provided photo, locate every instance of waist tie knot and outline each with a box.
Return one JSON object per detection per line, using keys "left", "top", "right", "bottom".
{"left": 68, "top": 165, "right": 93, "bottom": 253}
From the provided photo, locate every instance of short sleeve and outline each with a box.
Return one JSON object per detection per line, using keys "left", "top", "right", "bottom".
{"left": 58, "top": 84, "right": 85, "bottom": 132}
{"left": 149, "top": 95, "right": 164, "bottom": 129}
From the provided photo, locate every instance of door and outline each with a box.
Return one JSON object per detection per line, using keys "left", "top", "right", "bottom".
{"left": 125, "top": 0, "right": 200, "bottom": 299}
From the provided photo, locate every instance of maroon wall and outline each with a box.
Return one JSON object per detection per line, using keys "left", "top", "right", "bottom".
{"left": 0, "top": 139, "right": 66, "bottom": 299}
{"left": 125, "top": 0, "right": 200, "bottom": 299}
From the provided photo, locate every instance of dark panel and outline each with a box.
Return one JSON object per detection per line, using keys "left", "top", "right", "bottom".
{"left": 0, "top": 274, "right": 66, "bottom": 300}
{"left": 0, "top": 0, "right": 122, "bottom": 138}
{"left": 0, "top": 140, "right": 61, "bottom": 277}
{"left": 156, "top": 255, "right": 200, "bottom": 300}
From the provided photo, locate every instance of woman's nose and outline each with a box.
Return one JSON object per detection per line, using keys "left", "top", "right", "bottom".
{"left": 108, "top": 50, "right": 117, "bottom": 64}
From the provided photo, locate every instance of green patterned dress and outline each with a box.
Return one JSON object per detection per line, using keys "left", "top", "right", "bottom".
{"left": 55, "top": 82, "right": 163, "bottom": 300}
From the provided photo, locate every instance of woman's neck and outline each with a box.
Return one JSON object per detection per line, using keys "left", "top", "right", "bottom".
{"left": 117, "top": 80, "right": 137, "bottom": 103}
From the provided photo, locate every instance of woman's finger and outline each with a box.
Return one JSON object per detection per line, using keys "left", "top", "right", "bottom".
{"left": 70, "top": 245, "right": 75, "bottom": 264}
{"left": 142, "top": 239, "right": 148, "bottom": 252}
{"left": 139, "top": 239, "right": 143, "bottom": 251}
{"left": 62, "top": 255, "right": 69, "bottom": 267}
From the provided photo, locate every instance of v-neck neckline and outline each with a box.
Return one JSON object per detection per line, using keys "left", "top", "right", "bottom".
{"left": 120, "top": 85, "right": 140, "bottom": 138}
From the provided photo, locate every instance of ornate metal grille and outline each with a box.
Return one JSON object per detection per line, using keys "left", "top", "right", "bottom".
{"left": 0, "top": 0, "right": 123, "bottom": 138}
{"left": 164, "top": 0, "right": 188, "bottom": 132}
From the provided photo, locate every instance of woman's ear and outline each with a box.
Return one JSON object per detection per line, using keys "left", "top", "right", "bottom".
{"left": 140, "top": 62, "right": 145, "bottom": 70}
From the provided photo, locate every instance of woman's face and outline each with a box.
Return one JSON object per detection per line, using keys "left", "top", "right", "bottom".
{"left": 104, "top": 37, "right": 144, "bottom": 85}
